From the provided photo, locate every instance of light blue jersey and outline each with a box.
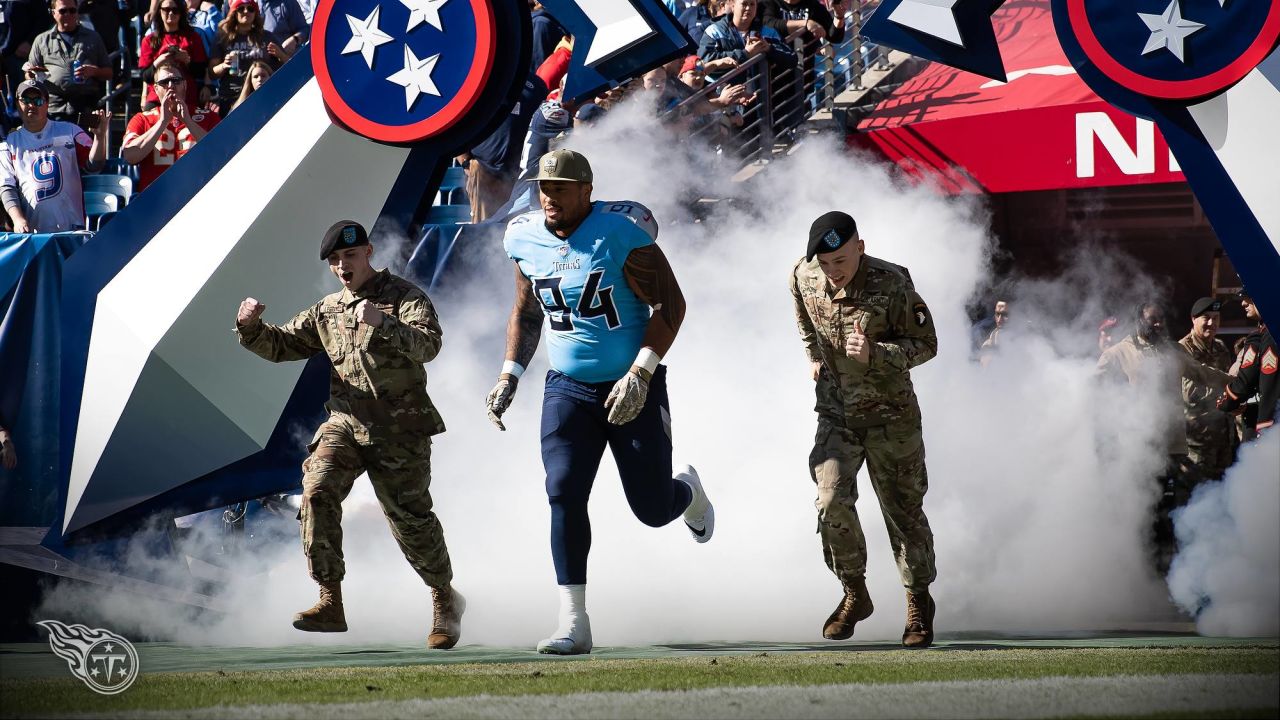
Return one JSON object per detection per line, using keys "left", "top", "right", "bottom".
{"left": 505, "top": 200, "right": 659, "bottom": 383}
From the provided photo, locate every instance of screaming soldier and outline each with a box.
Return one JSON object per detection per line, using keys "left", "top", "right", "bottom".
{"left": 790, "top": 211, "right": 939, "bottom": 648}
{"left": 485, "top": 149, "right": 714, "bottom": 655}
{"left": 234, "top": 221, "right": 464, "bottom": 649}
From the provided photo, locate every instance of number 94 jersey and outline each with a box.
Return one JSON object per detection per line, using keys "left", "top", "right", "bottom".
{"left": 505, "top": 200, "right": 658, "bottom": 383}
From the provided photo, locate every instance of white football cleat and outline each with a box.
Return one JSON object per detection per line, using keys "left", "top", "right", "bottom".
{"left": 677, "top": 464, "right": 714, "bottom": 543}
{"left": 537, "top": 617, "right": 592, "bottom": 655}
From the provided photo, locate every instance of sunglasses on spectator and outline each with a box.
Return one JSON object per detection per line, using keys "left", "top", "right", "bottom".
{"left": 155, "top": 76, "right": 185, "bottom": 86}
{"left": 160, "top": 5, "right": 181, "bottom": 12}
{"left": 18, "top": 95, "right": 47, "bottom": 106}
{"left": 236, "top": 5, "right": 256, "bottom": 12}
{"left": 56, "top": 7, "right": 78, "bottom": 14}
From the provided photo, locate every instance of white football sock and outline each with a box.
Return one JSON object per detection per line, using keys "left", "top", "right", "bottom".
{"left": 554, "top": 583, "right": 588, "bottom": 637}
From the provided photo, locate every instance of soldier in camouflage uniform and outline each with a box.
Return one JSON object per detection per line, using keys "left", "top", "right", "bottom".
{"left": 1178, "top": 297, "right": 1237, "bottom": 481}
{"left": 789, "top": 211, "right": 939, "bottom": 648}
{"left": 235, "top": 220, "right": 464, "bottom": 649}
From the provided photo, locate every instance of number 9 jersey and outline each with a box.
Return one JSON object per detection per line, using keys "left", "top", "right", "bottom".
{"left": 504, "top": 201, "right": 659, "bottom": 383}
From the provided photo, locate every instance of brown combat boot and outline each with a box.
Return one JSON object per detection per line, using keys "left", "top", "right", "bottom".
{"left": 822, "top": 578, "right": 874, "bottom": 640}
{"left": 902, "top": 590, "right": 935, "bottom": 648}
{"left": 292, "top": 580, "right": 348, "bottom": 632}
{"left": 427, "top": 585, "right": 466, "bottom": 649}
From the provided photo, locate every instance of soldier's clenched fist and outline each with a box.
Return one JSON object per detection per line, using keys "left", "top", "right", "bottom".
{"left": 237, "top": 297, "right": 266, "bottom": 326}
{"left": 355, "top": 299, "right": 385, "bottom": 327}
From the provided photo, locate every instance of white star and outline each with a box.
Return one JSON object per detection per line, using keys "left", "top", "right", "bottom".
{"left": 386, "top": 45, "right": 440, "bottom": 110}
{"left": 342, "top": 6, "right": 393, "bottom": 69}
{"left": 1138, "top": 0, "right": 1204, "bottom": 64}
{"left": 887, "top": 0, "right": 963, "bottom": 47}
{"left": 400, "top": 0, "right": 448, "bottom": 32}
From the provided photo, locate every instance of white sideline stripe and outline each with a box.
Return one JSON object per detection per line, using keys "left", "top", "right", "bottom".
{"left": 65, "top": 79, "right": 332, "bottom": 532}
{"left": 81, "top": 672, "right": 1279, "bottom": 719}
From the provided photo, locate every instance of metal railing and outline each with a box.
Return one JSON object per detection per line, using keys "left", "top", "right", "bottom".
{"left": 665, "top": 9, "right": 892, "bottom": 171}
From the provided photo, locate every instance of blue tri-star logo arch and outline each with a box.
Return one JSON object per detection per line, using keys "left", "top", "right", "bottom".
{"left": 1063, "top": 0, "right": 1280, "bottom": 100}
{"left": 312, "top": 0, "right": 497, "bottom": 143}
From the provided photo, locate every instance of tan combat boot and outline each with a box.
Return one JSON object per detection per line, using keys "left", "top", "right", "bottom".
{"left": 822, "top": 577, "right": 874, "bottom": 640}
{"left": 292, "top": 580, "right": 348, "bottom": 632}
{"left": 427, "top": 585, "right": 466, "bottom": 650}
{"left": 902, "top": 590, "right": 935, "bottom": 648}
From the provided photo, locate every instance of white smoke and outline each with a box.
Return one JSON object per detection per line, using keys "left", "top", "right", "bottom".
{"left": 1168, "top": 430, "right": 1280, "bottom": 637}
{"left": 39, "top": 97, "right": 1259, "bottom": 647}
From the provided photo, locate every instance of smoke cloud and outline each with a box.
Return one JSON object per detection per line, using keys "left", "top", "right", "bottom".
{"left": 1168, "top": 432, "right": 1280, "bottom": 637}
{"left": 37, "top": 97, "right": 1271, "bottom": 646}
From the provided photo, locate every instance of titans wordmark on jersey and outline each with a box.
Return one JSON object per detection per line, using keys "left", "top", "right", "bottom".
{"left": 505, "top": 200, "right": 660, "bottom": 383}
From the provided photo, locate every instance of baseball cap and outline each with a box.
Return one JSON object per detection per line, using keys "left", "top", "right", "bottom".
{"left": 1190, "top": 297, "right": 1221, "bottom": 317}
{"left": 15, "top": 80, "right": 49, "bottom": 98}
{"left": 574, "top": 103, "right": 605, "bottom": 125}
{"left": 230, "top": 0, "right": 258, "bottom": 10}
{"left": 806, "top": 211, "right": 859, "bottom": 261}
{"left": 320, "top": 220, "right": 369, "bottom": 260}
{"left": 535, "top": 149, "right": 593, "bottom": 183}
{"left": 680, "top": 55, "right": 702, "bottom": 74}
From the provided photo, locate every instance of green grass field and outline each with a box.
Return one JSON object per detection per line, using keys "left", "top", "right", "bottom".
{"left": 2, "top": 640, "right": 1278, "bottom": 718}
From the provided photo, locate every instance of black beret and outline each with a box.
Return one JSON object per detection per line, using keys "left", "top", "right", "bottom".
{"left": 807, "top": 211, "right": 859, "bottom": 261}
{"left": 320, "top": 220, "right": 369, "bottom": 260}
{"left": 1190, "top": 297, "right": 1221, "bottom": 317}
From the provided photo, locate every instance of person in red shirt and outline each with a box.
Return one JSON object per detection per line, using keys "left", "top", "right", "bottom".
{"left": 139, "top": 0, "right": 210, "bottom": 110}
{"left": 122, "top": 62, "right": 221, "bottom": 191}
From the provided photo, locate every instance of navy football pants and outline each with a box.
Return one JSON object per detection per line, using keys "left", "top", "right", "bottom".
{"left": 541, "top": 366, "right": 693, "bottom": 585}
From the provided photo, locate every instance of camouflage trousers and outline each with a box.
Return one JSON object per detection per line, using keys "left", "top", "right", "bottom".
{"left": 1185, "top": 433, "right": 1236, "bottom": 482}
{"left": 299, "top": 416, "right": 453, "bottom": 588}
{"left": 809, "top": 415, "right": 936, "bottom": 593}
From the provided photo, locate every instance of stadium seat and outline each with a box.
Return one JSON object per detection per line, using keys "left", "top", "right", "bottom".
{"left": 103, "top": 158, "right": 140, "bottom": 184}
{"left": 84, "top": 191, "right": 119, "bottom": 227}
{"left": 90, "top": 211, "right": 117, "bottom": 231}
{"left": 425, "top": 205, "right": 471, "bottom": 225}
{"left": 83, "top": 174, "right": 134, "bottom": 207}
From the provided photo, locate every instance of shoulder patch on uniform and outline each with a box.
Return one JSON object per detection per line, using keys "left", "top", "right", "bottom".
{"left": 1241, "top": 346, "right": 1257, "bottom": 368}
{"left": 1262, "top": 348, "right": 1278, "bottom": 375}
{"left": 912, "top": 302, "right": 929, "bottom": 327}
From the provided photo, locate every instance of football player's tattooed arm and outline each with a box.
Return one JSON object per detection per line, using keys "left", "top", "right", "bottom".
{"left": 505, "top": 263, "right": 544, "bottom": 373}
{"left": 622, "top": 245, "right": 686, "bottom": 358}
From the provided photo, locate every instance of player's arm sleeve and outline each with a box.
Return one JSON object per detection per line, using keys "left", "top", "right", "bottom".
{"left": 622, "top": 244, "right": 685, "bottom": 356}
{"left": 790, "top": 263, "right": 822, "bottom": 363}
{"left": 236, "top": 304, "right": 324, "bottom": 362}
{"left": 373, "top": 289, "right": 443, "bottom": 364}
{"left": 871, "top": 286, "right": 938, "bottom": 372}
{"left": 506, "top": 262, "right": 544, "bottom": 368}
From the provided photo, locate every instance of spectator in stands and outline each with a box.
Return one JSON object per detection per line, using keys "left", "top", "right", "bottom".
{"left": 679, "top": 0, "right": 726, "bottom": 47}
{"left": 698, "top": 0, "right": 796, "bottom": 82}
{"left": 760, "top": 0, "right": 845, "bottom": 45}
{"left": 1, "top": 79, "right": 106, "bottom": 232}
{"left": 24, "top": 0, "right": 111, "bottom": 123}
{"left": 1098, "top": 316, "right": 1119, "bottom": 355}
{"left": 139, "top": 0, "right": 209, "bottom": 110}
{"left": 2, "top": 0, "right": 51, "bottom": 101}
{"left": 230, "top": 59, "right": 271, "bottom": 111}
{"left": 0, "top": 422, "right": 16, "bottom": 470}
{"left": 458, "top": 71, "right": 548, "bottom": 223}
{"left": 78, "top": 0, "right": 130, "bottom": 57}
{"left": 258, "top": 0, "right": 307, "bottom": 54}
{"left": 210, "top": 0, "right": 289, "bottom": 115}
{"left": 529, "top": 2, "right": 564, "bottom": 70}
{"left": 186, "top": 0, "right": 222, "bottom": 55}
{"left": 121, "top": 61, "right": 219, "bottom": 191}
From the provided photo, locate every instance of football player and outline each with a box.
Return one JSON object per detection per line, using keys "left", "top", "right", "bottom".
{"left": 486, "top": 149, "right": 713, "bottom": 655}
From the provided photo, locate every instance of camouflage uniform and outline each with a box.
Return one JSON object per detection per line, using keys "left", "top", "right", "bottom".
{"left": 1178, "top": 333, "right": 1237, "bottom": 480}
{"left": 237, "top": 270, "right": 453, "bottom": 589}
{"left": 790, "top": 255, "right": 938, "bottom": 593}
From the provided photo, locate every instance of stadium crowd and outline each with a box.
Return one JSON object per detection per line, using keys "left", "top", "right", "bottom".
{"left": 1, "top": 0, "right": 873, "bottom": 231}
